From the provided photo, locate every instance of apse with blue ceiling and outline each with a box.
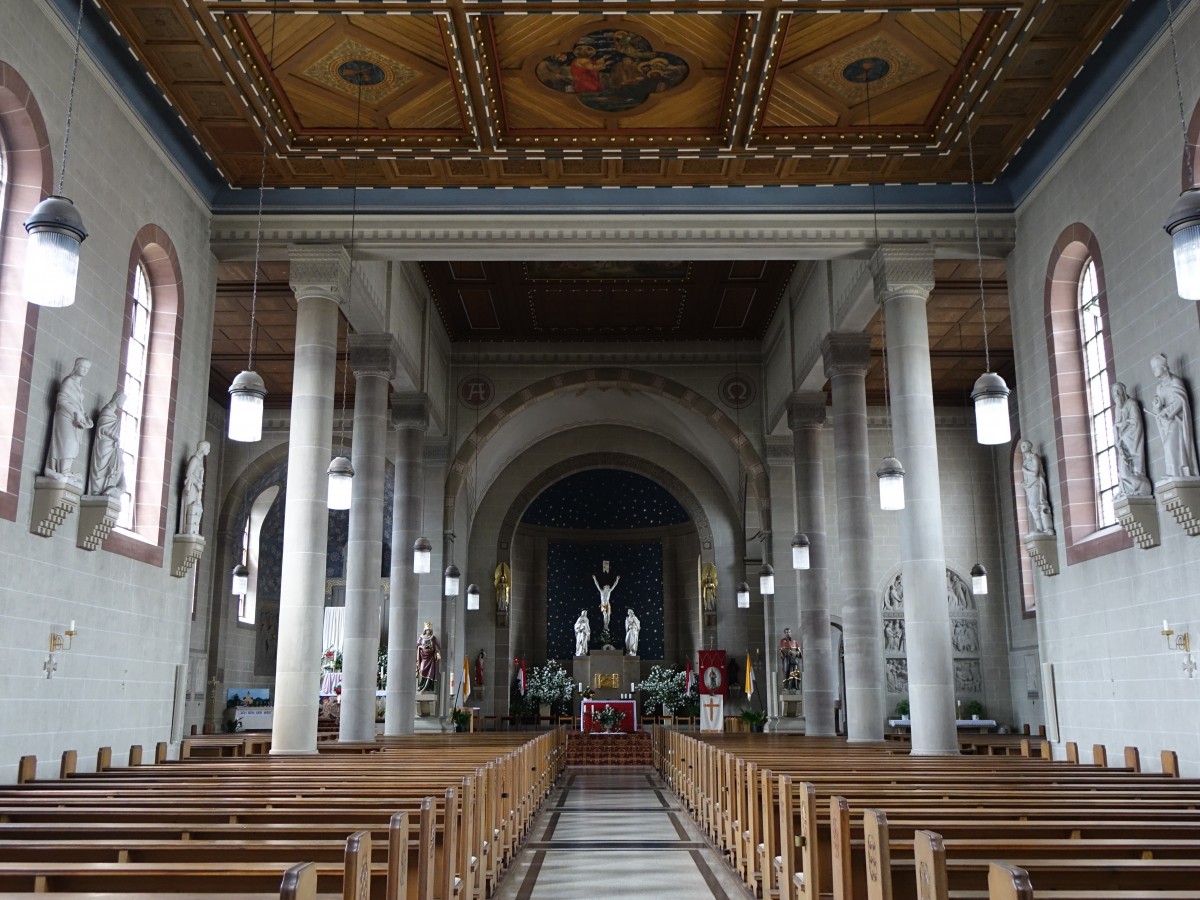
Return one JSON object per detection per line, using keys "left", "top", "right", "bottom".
{"left": 522, "top": 468, "right": 689, "bottom": 661}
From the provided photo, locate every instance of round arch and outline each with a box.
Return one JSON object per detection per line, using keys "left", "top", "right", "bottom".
{"left": 443, "top": 367, "right": 769, "bottom": 530}
{"left": 494, "top": 451, "right": 716, "bottom": 562}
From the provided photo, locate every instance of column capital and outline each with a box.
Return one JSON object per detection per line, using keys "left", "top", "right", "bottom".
{"left": 288, "top": 245, "right": 351, "bottom": 306}
{"left": 391, "top": 392, "right": 431, "bottom": 431}
{"left": 787, "top": 391, "right": 828, "bottom": 431}
{"left": 822, "top": 332, "right": 873, "bottom": 379}
{"left": 869, "top": 244, "right": 935, "bottom": 303}
{"left": 349, "top": 333, "right": 399, "bottom": 381}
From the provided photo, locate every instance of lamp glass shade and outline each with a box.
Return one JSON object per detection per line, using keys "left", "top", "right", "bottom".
{"left": 971, "top": 371, "right": 1012, "bottom": 445}
{"left": 1165, "top": 188, "right": 1200, "bottom": 299}
{"left": 791, "top": 533, "right": 810, "bottom": 570}
{"left": 877, "top": 456, "right": 906, "bottom": 511}
{"left": 759, "top": 564, "right": 775, "bottom": 596}
{"left": 326, "top": 456, "right": 354, "bottom": 510}
{"left": 227, "top": 370, "right": 267, "bottom": 442}
{"left": 231, "top": 564, "right": 249, "bottom": 595}
{"left": 970, "top": 563, "right": 988, "bottom": 595}
{"left": 412, "top": 536, "right": 432, "bottom": 574}
{"left": 466, "top": 583, "right": 480, "bottom": 611}
{"left": 23, "top": 196, "right": 86, "bottom": 308}
{"left": 736, "top": 582, "right": 750, "bottom": 609}
{"left": 443, "top": 564, "right": 461, "bottom": 597}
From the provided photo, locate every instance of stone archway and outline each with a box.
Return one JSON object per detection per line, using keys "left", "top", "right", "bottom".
{"left": 443, "top": 367, "right": 769, "bottom": 531}
{"left": 494, "top": 451, "right": 716, "bottom": 562}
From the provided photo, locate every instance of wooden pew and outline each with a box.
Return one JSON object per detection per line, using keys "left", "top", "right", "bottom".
{"left": 0, "top": 860, "right": 318, "bottom": 900}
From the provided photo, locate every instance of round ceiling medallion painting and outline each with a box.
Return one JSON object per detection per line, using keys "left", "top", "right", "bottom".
{"left": 843, "top": 57, "right": 890, "bottom": 84}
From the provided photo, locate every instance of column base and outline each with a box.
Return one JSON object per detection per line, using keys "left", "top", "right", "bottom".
{"left": 1023, "top": 532, "right": 1059, "bottom": 576}
{"left": 31, "top": 477, "right": 82, "bottom": 538}
{"left": 171, "top": 534, "right": 206, "bottom": 578}
{"left": 1113, "top": 494, "right": 1160, "bottom": 548}
{"left": 414, "top": 716, "right": 448, "bottom": 733}
{"left": 77, "top": 495, "right": 121, "bottom": 551}
{"left": 1156, "top": 476, "right": 1200, "bottom": 536}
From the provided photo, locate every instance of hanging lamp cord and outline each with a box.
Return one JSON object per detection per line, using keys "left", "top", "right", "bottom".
{"left": 247, "top": 1, "right": 280, "bottom": 374}
{"left": 958, "top": 6, "right": 992, "bottom": 376}
{"left": 56, "top": 0, "right": 86, "bottom": 197}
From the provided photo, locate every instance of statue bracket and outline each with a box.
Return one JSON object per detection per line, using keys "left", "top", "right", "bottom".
{"left": 1155, "top": 476, "right": 1200, "bottom": 536}
{"left": 77, "top": 495, "right": 121, "bottom": 551}
{"left": 31, "top": 477, "right": 82, "bottom": 538}
{"left": 171, "top": 534, "right": 206, "bottom": 578}
{"left": 1113, "top": 494, "right": 1161, "bottom": 548}
{"left": 1022, "top": 532, "right": 1059, "bottom": 576}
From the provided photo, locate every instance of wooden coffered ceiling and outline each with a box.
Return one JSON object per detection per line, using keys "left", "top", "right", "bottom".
{"left": 93, "top": 0, "right": 1131, "bottom": 189}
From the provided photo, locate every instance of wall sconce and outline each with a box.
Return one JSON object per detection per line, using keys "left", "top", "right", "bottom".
{"left": 1163, "top": 620, "right": 1191, "bottom": 653}
{"left": 45, "top": 621, "right": 78, "bottom": 678}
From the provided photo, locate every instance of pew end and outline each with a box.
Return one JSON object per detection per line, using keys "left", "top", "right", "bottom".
{"left": 912, "top": 831, "right": 948, "bottom": 900}
{"left": 987, "top": 862, "right": 1034, "bottom": 900}
{"left": 281, "top": 861, "right": 319, "bottom": 900}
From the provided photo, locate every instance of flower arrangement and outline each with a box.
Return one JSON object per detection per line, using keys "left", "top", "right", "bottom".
{"left": 640, "top": 664, "right": 687, "bottom": 715}
{"left": 525, "top": 660, "right": 574, "bottom": 714}
{"left": 594, "top": 704, "right": 625, "bottom": 732}
{"left": 377, "top": 645, "right": 387, "bottom": 690}
{"left": 321, "top": 648, "right": 342, "bottom": 672}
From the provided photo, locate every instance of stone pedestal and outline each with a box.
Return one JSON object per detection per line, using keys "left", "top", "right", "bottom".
{"left": 574, "top": 649, "right": 640, "bottom": 702}
{"left": 1156, "top": 477, "right": 1200, "bottom": 536}
{"left": 77, "top": 496, "right": 121, "bottom": 551}
{"left": 415, "top": 691, "right": 437, "bottom": 718}
{"left": 1023, "top": 533, "right": 1059, "bottom": 576}
{"left": 31, "top": 477, "right": 81, "bottom": 538}
{"left": 1113, "top": 494, "right": 1161, "bottom": 548}
{"left": 779, "top": 689, "right": 804, "bottom": 718}
{"left": 171, "top": 534, "right": 205, "bottom": 578}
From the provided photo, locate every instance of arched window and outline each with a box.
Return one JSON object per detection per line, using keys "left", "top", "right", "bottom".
{"left": 1044, "top": 224, "right": 1131, "bottom": 564}
{"left": 1010, "top": 437, "right": 1036, "bottom": 616}
{"left": 1077, "top": 260, "right": 1119, "bottom": 528}
{"left": 0, "top": 63, "right": 53, "bottom": 521}
{"left": 117, "top": 262, "right": 152, "bottom": 529}
{"left": 105, "top": 226, "right": 184, "bottom": 565}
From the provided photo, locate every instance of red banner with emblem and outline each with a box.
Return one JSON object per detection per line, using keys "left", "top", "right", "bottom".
{"left": 698, "top": 650, "right": 727, "bottom": 696}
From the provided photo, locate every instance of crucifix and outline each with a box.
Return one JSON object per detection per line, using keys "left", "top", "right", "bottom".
{"left": 703, "top": 695, "right": 721, "bottom": 718}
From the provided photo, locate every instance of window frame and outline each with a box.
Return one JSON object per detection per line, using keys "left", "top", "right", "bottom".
{"left": 116, "top": 261, "right": 153, "bottom": 531}
{"left": 1075, "top": 258, "right": 1120, "bottom": 528}
{"left": 104, "top": 225, "right": 185, "bottom": 565}
{"left": 1043, "top": 224, "right": 1131, "bottom": 564}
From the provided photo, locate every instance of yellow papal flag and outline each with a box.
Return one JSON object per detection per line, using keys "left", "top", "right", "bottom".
{"left": 744, "top": 652, "right": 754, "bottom": 699}
{"left": 462, "top": 655, "right": 472, "bottom": 702}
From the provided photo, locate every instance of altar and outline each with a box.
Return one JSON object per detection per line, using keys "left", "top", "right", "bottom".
{"left": 580, "top": 699, "right": 638, "bottom": 733}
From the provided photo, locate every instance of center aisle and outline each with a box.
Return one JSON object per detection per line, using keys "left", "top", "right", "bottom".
{"left": 493, "top": 766, "right": 752, "bottom": 900}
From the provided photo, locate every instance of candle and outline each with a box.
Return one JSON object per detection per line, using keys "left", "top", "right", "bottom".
{"left": 69, "top": 620, "right": 75, "bottom": 632}
{"left": 1164, "top": 619, "right": 1171, "bottom": 633}
{"left": 630, "top": 682, "right": 635, "bottom": 693}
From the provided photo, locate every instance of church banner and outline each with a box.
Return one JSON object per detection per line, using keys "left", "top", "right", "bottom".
{"left": 698, "top": 649, "right": 727, "bottom": 696}
{"left": 700, "top": 694, "right": 724, "bottom": 732}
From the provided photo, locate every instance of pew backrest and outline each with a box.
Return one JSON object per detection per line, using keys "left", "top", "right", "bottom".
{"left": 281, "top": 861, "right": 318, "bottom": 900}
{"left": 343, "top": 830, "right": 370, "bottom": 900}
{"left": 987, "top": 862, "right": 1034, "bottom": 900}
{"left": 864, "top": 808, "right": 892, "bottom": 900}
{"left": 913, "top": 830, "right": 947, "bottom": 900}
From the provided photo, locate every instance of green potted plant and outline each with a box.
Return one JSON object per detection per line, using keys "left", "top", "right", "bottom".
{"left": 964, "top": 700, "right": 985, "bottom": 720}
{"left": 740, "top": 708, "right": 768, "bottom": 732}
{"left": 452, "top": 708, "right": 471, "bottom": 733}
{"left": 894, "top": 699, "right": 910, "bottom": 720}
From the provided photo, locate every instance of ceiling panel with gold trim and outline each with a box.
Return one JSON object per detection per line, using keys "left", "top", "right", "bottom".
{"left": 90, "top": 0, "right": 1133, "bottom": 189}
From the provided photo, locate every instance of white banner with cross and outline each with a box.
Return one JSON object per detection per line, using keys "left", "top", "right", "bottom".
{"left": 700, "top": 694, "right": 724, "bottom": 732}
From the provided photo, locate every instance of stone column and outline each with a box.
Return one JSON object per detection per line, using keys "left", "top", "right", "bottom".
{"left": 272, "top": 246, "right": 349, "bottom": 754}
{"left": 786, "top": 392, "right": 837, "bottom": 736}
{"left": 339, "top": 335, "right": 398, "bottom": 743}
{"left": 385, "top": 393, "right": 429, "bottom": 735}
{"left": 871, "top": 244, "right": 957, "bottom": 755}
{"left": 823, "top": 333, "right": 884, "bottom": 741}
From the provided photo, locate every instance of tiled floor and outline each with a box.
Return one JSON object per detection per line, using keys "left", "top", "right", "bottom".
{"left": 493, "top": 768, "right": 753, "bottom": 900}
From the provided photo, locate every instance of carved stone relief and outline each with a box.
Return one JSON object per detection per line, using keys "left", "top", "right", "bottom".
{"left": 886, "top": 658, "right": 908, "bottom": 694}
{"left": 954, "top": 659, "right": 982, "bottom": 694}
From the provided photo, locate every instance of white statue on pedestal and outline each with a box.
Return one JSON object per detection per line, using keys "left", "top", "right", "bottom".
{"left": 1150, "top": 353, "right": 1199, "bottom": 479}
{"left": 1019, "top": 440, "right": 1054, "bottom": 535}
{"left": 180, "top": 441, "right": 211, "bottom": 535}
{"left": 574, "top": 609, "right": 591, "bottom": 657}
{"left": 44, "top": 357, "right": 93, "bottom": 487}
{"left": 87, "top": 390, "right": 126, "bottom": 500}
{"left": 1112, "top": 382, "right": 1152, "bottom": 497}
{"left": 624, "top": 608, "right": 640, "bottom": 657}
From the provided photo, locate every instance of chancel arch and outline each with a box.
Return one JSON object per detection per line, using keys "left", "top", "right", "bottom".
{"left": 461, "top": 423, "right": 747, "bottom": 718}
{"left": 443, "top": 367, "right": 770, "bottom": 536}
